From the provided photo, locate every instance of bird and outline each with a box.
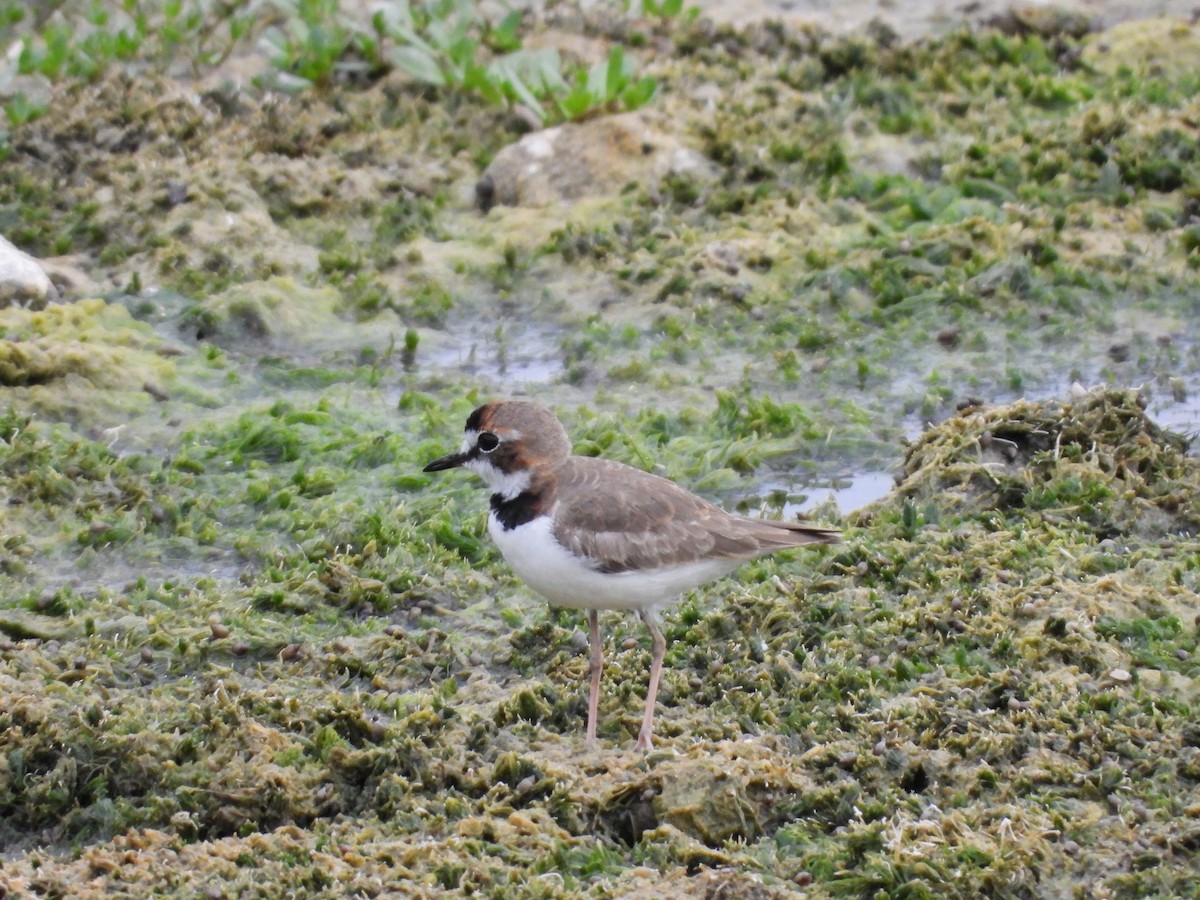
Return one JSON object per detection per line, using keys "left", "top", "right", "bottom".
{"left": 423, "top": 399, "right": 840, "bottom": 751}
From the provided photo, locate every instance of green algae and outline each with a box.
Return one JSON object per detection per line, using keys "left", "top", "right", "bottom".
{"left": 0, "top": 299, "right": 174, "bottom": 415}
{"left": 6, "top": 385, "right": 1194, "bottom": 897}
{"left": 2, "top": 4, "right": 1200, "bottom": 898}
{"left": 181, "top": 278, "right": 345, "bottom": 346}
{"left": 888, "top": 387, "right": 1200, "bottom": 536}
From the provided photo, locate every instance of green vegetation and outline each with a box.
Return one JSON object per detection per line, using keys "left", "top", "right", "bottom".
{"left": 1, "top": 0, "right": 665, "bottom": 128}
{"left": 2, "top": 3, "right": 1200, "bottom": 897}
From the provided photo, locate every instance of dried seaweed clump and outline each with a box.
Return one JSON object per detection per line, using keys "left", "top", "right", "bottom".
{"left": 890, "top": 388, "right": 1198, "bottom": 536}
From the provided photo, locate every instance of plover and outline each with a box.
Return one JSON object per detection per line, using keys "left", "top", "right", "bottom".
{"left": 423, "top": 400, "right": 840, "bottom": 750}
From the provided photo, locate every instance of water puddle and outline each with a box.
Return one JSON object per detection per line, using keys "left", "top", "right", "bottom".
{"left": 788, "top": 470, "right": 898, "bottom": 514}
{"left": 1144, "top": 382, "right": 1200, "bottom": 439}
{"left": 752, "top": 470, "right": 897, "bottom": 517}
{"left": 418, "top": 318, "right": 564, "bottom": 385}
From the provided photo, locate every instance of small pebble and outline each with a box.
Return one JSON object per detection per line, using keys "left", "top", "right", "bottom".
{"left": 1176, "top": 648, "right": 1190, "bottom": 661}
{"left": 872, "top": 739, "right": 887, "bottom": 756}
{"left": 622, "top": 637, "right": 639, "bottom": 651}
{"left": 281, "top": 643, "right": 302, "bottom": 661}
{"left": 950, "top": 597, "right": 962, "bottom": 612}
{"left": 515, "top": 775, "right": 536, "bottom": 796}
{"left": 838, "top": 751, "right": 858, "bottom": 769}
{"left": 1109, "top": 668, "right": 1132, "bottom": 683}
{"left": 1062, "top": 839, "right": 1080, "bottom": 856}
{"left": 468, "top": 651, "right": 485, "bottom": 667}
{"left": 794, "top": 871, "right": 813, "bottom": 886}
{"left": 73, "top": 656, "right": 87, "bottom": 671}
{"left": 209, "top": 622, "right": 230, "bottom": 640}
{"left": 140, "top": 647, "right": 154, "bottom": 663}
{"left": 570, "top": 631, "right": 589, "bottom": 654}
{"left": 165, "top": 179, "right": 189, "bottom": 206}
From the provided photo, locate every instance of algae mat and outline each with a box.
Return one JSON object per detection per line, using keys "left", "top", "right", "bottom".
{"left": 3, "top": 3, "right": 1200, "bottom": 897}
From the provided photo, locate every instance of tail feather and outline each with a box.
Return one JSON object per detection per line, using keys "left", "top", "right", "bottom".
{"left": 766, "top": 524, "right": 841, "bottom": 547}
{"left": 773, "top": 521, "right": 842, "bottom": 544}
{"left": 730, "top": 515, "right": 841, "bottom": 551}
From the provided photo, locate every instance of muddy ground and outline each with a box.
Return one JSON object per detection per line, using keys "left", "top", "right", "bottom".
{"left": 1, "top": 1, "right": 1199, "bottom": 897}
{"left": 697, "top": 0, "right": 1200, "bottom": 40}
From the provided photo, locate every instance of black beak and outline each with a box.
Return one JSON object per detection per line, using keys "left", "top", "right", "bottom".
{"left": 423, "top": 451, "right": 468, "bottom": 472}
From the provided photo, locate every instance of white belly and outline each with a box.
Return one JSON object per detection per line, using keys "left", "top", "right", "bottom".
{"left": 488, "top": 513, "right": 739, "bottom": 612}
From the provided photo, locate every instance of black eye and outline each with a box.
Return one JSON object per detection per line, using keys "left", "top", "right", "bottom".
{"left": 477, "top": 432, "right": 500, "bottom": 452}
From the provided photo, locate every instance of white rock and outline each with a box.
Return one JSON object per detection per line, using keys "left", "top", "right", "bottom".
{"left": 476, "top": 112, "right": 718, "bottom": 211}
{"left": 0, "top": 235, "right": 57, "bottom": 309}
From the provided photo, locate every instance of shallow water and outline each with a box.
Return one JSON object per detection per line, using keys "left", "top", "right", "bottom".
{"left": 417, "top": 317, "right": 565, "bottom": 385}
{"left": 779, "top": 469, "right": 898, "bottom": 515}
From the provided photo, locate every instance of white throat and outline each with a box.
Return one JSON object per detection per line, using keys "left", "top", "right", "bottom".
{"left": 464, "top": 457, "right": 531, "bottom": 499}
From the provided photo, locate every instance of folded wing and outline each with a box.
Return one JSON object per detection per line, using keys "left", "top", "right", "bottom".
{"left": 551, "top": 457, "right": 839, "bottom": 574}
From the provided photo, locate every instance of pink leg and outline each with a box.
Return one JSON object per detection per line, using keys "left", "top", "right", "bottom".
{"left": 586, "top": 609, "right": 602, "bottom": 746}
{"left": 634, "top": 609, "right": 666, "bottom": 751}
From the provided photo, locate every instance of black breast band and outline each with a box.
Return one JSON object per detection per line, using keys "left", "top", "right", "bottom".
{"left": 490, "top": 492, "right": 544, "bottom": 530}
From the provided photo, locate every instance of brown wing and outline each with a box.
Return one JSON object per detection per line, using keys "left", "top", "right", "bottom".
{"left": 551, "top": 457, "right": 839, "bottom": 574}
